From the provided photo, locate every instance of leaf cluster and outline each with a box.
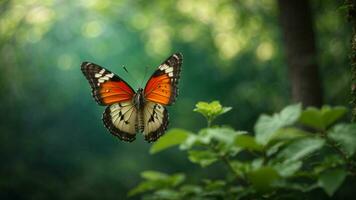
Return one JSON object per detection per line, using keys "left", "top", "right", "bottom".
{"left": 129, "top": 101, "right": 356, "bottom": 199}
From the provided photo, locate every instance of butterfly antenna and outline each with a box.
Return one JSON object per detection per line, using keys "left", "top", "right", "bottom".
{"left": 122, "top": 65, "right": 140, "bottom": 89}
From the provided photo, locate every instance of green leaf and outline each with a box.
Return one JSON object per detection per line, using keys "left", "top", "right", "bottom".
{"left": 328, "top": 123, "right": 356, "bottom": 156}
{"left": 128, "top": 181, "right": 158, "bottom": 197}
{"left": 203, "top": 179, "right": 226, "bottom": 191}
{"left": 235, "top": 134, "right": 263, "bottom": 151}
{"left": 230, "top": 161, "right": 251, "bottom": 177}
{"left": 318, "top": 169, "right": 346, "bottom": 196}
{"left": 179, "top": 184, "right": 203, "bottom": 195}
{"left": 194, "top": 101, "right": 231, "bottom": 125}
{"left": 266, "top": 142, "right": 285, "bottom": 157}
{"left": 150, "top": 128, "right": 191, "bottom": 154}
{"left": 271, "top": 127, "right": 308, "bottom": 141}
{"left": 141, "top": 171, "right": 169, "bottom": 180}
{"left": 205, "top": 127, "right": 244, "bottom": 145}
{"left": 128, "top": 171, "right": 185, "bottom": 197}
{"left": 152, "top": 189, "right": 182, "bottom": 199}
{"left": 273, "top": 161, "right": 302, "bottom": 177}
{"left": 313, "top": 154, "right": 345, "bottom": 174}
{"left": 277, "top": 137, "right": 325, "bottom": 163}
{"left": 248, "top": 167, "right": 280, "bottom": 192}
{"left": 180, "top": 127, "right": 243, "bottom": 151}
{"left": 255, "top": 104, "right": 302, "bottom": 145}
{"left": 188, "top": 150, "right": 218, "bottom": 167}
{"left": 299, "top": 106, "right": 347, "bottom": 131}
{"left": 273, "top": 180, "right": 318, "bottom": 192}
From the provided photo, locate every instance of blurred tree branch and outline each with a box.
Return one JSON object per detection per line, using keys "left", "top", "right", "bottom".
{"left": 277, "top": 0, "right": 323, "bottom": 108}
{"left": 346, "top": 0, "right": 356, "bottom": 122}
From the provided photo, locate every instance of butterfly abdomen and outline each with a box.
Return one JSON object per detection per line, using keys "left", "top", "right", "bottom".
{"left": 135, "top": 109, "right": 144, "bottom": 133}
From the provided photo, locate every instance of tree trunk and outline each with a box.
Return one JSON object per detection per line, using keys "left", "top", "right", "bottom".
{"left": 277, "top": 0, "right": 323, "bottom": 107}
{"left": 346, "top": 0, "right": 356, "bottom": 122}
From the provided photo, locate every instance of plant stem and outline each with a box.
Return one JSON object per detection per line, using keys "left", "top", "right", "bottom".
{"left": 207, "top": 118, "right": 212, "bottom": 128}
{"left": 208, "top": 143, "right": 249, "bottom": 186}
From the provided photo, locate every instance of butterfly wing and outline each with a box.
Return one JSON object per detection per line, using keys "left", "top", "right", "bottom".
{"left": 142, "top": 102, "right": 169, "bottom": 142}
{"left": 142, "top": 53, "right": 183, "bottom": 142}
{"left": 81, "top": 62, "right": 138, "bottom": 142}
{"left": 103, "top": 101, "right": 138, "bottom": 142}
{"left": 81, "top": 62, "right": 135, "bottom": 105}
{"left": 144, "top": 53, "right": 183, "bottom": 106}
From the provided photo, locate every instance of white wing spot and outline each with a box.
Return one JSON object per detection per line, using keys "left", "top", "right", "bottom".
{"left": 106, "top": 73, "right": 114, "bottom": 78}
{"left": 165, "top": 67, "right": 173, "bottom": 73}
{"left": 168, "top": 72, "right": 173, "bottom": 77}
{"left": 159, "top": 64, "right": 169, "bottom": 71}
{"left": 99, "top": 69, "right": 105, "bottom": 74}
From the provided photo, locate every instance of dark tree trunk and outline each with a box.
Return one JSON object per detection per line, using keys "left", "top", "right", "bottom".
{"left": 346, "top": 0, "right": 356, "bottom": 122}
{"left": 277, "top": 0, "right": 323, "bottom": 107}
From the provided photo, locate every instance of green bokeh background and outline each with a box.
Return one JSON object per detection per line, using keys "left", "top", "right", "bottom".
{"left": 0, "top": 0, "right": 351, "bottom": 199}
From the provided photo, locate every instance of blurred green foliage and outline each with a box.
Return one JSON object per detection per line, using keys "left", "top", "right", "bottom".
{"left": 135, "top": 101, "right": 356, "bottom": 199}
{"left": 0, "top": 0, "right": 352, "bottom": 199}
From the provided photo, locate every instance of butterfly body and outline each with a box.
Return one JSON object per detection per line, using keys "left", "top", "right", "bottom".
{"left": 81, "top": 53, "right": 182, "bottom": 142}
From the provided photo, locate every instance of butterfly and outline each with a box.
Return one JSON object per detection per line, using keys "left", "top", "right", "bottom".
{"left": 81, "top": 53, "right": 183, "bottom": 142}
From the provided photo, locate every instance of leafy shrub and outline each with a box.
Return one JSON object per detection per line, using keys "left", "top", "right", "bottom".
{"left": 129, "top": 101, "right": 356, "bottom": 199}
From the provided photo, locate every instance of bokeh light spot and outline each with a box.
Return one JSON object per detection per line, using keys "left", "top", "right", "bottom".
{"left": 57, "top": 54, "right": 74, "bottom": 70}
{"left": 256, "top": 42, "right": 274, "bottom": 61}
{"left": 26, "top": 6, "right": 55, "bottom": 24}
{"left": 82, "top": 20, "right": 103, "bottom": 38}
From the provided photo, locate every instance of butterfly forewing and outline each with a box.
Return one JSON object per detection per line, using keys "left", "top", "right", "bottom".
{"left": 144, "top": 53, "right": 182, "bottom": 106}
{"left": 81, "top": 62, "right": 135, "bottom": 105}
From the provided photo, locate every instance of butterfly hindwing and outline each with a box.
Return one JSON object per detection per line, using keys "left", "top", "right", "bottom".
{"left": 81, "top": 62, "right": 135, "bottom": 105}
{"left": 102, "top": 101, "right": 138, "bottom": 142}
{"left": 144, "top": 53, "right": 183, "bottom": 106}
{"left": 142, "top": 102, "right": 169, "bottom": 142}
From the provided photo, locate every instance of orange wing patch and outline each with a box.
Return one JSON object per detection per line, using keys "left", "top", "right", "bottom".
{"left": 144, "top": 74, "right": 172, "bottom": 105}
{"left": 99, "top": 81, "right": 134, "bottom": 104}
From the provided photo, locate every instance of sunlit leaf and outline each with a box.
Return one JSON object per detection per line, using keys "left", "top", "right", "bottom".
{"left": 194, "top": 101, "right": 231, "bottom": 125}
{"left": 328, "top": 123, "right": 356, "bottom": 156}
{"left": 188, "top": 150, "right": 218, "bottom": 167}
{"left": 273, "top": 161, "right": 302, "bottom": 177}
{"left": 179, "top": 184, "right": 203, "bottom": 195}
{"left": 277, "top": 137, "right": 325, "bottom": 163}
{"left": 152, "top": 189, "right": 182, "bottom": 199}
{"left": 205, "top": 127, "right": 244, "bottom": 145}
{"left": 318, "top": 169, "right": 346, "bottom": 196}
{"left": 141, "top": 171, "right": 168, "bottom": 180}
{"left": 255, "top": 104, "right": 302, "bottom": 145}
{"left": 273, "top": 180, "right": 318, "bottom": 192}
{"left": 180, "top": 127, "right": 242, "bottom": 151}
{"left": 128, "top": 181, "right": 158, "bottom": 197}
{"left": 271, "top": 127, "right": 309, "bottom": 141}
{"left": 128, "top": 171, "right": 185, "bottom": 197}
{"left": 299, "top": 106, "right": 347, "bottom": 131}
{"left": 150, "top": 128, "right": 192, "bottom": 154}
